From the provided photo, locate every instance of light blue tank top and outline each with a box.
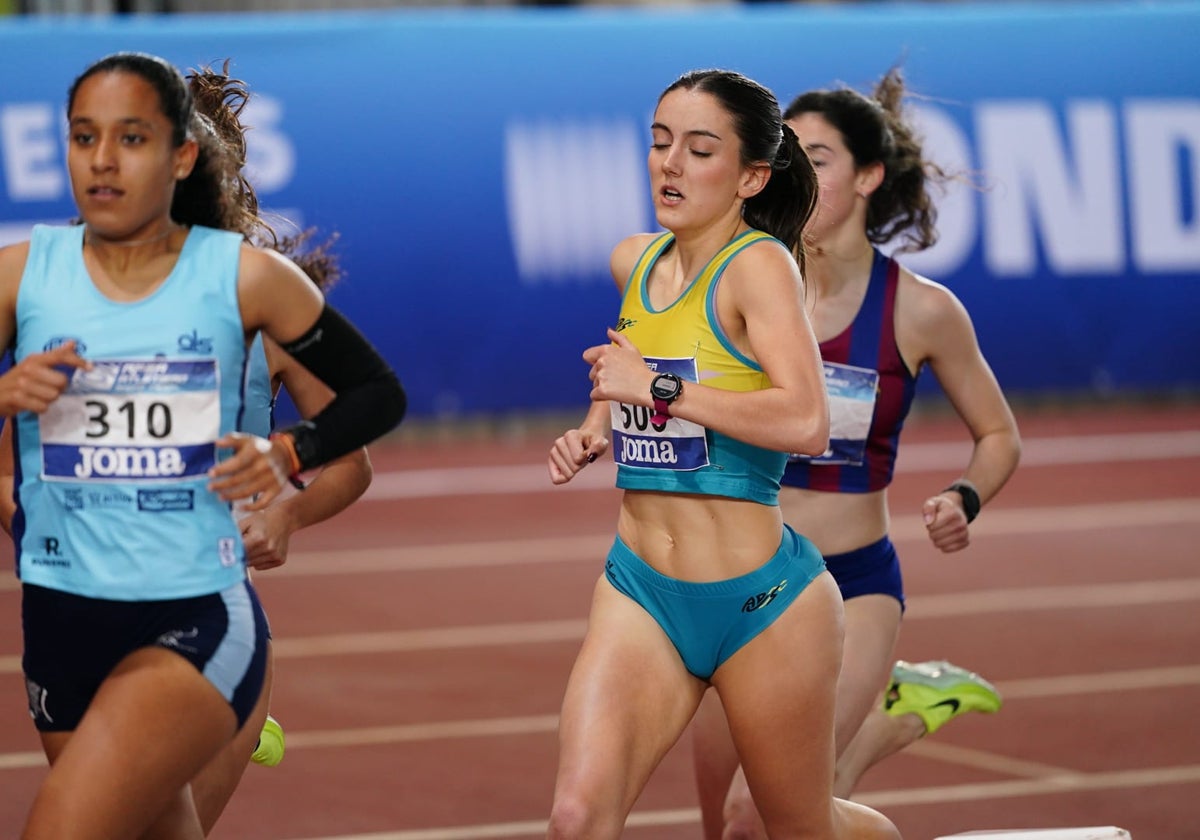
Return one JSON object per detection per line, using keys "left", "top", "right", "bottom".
{"left": 12, "top": 224, "right": 251, "bottom": 600}
{"left": 241, "top": 334, "right": 273, "bottom": 439}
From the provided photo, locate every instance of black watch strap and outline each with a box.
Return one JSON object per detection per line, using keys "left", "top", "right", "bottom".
{"left": 944, "top": 480, "right": 981, "bottom": 524}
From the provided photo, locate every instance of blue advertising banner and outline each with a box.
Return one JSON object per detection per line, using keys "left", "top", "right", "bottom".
{"left": 0, "top": 2, "right": 1196, "bottom": 419}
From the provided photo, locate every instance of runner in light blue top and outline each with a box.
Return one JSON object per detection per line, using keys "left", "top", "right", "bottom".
{"left": 13, "top": 222, "right": 249, "bottom": 600}
{"left": 0, "top": 52, "right": 403, "bottom": 840}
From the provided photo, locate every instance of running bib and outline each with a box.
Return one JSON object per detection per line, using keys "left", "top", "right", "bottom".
{"left": 38, "top": 359, "right": 221, "bottom": 482}
{"left": 791, "top": 361, "right": 879, "bottom": 466}
{"left": 611, "top": 357, "right": 709, "bottom": 471}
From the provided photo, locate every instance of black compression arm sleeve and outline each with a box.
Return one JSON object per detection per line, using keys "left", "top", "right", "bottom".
{"left": 274, "top": 304, "right": 406, "bottom": 471}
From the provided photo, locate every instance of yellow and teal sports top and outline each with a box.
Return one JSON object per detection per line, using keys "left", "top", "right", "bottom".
{"left": 611, "top": 228, "right": 788, "bottom": 506}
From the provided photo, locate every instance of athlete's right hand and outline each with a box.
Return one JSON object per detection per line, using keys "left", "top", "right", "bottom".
{"left": 0, "top": 342, "right": 91, "bottom": 415}
{"left": 209, "top": 433, "right": 290, "bottom": 509}
{"left": 548, "top": 428, "right": 609, "bottom": 485}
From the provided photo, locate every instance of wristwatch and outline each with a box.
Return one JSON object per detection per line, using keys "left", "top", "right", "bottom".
{"left": 650, "top": 372, "right": 683, "bottom": 425}
{"left": 943, "top": 480, "right": 981, "bottom": 524}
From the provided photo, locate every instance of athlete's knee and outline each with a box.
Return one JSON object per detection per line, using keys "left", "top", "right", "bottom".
{"left": 722, "top": 817, "right": 768, "bottom": 840}
{"left": 834, "top": 798, "right": 902, "bottom": 840}
{"left": 546, "top": 791, "right": 621, "bottom": 840}
{"left": 138, "top": 788, "right": 204, "bottom": 840}
{"left": 721, "top": 789, "right": 767, "bottom": 840}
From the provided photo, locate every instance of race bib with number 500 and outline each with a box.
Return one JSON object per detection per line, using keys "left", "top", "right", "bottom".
{"left": 610, "top": 356, "right": 709, "bottom": 472}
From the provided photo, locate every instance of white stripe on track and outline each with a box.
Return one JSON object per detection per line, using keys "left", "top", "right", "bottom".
{"left": 0, "top": 498, "right": 1189, "bottom": 593}
{"left": 1, "top": 665, "right": 1195, "bottom": 771}
{"left": 221, "top": 497, "right": 1200, "bottom": 579}
{"left": 265, "top": 578, "right": 1200, "bottom": 660}
{"left": 0, "top": 575, "right": 1168, "bottom": 668}
{"left": 0, "top": 501, "right": 1196, "bottom": 668}
{"left": 362, "top": 430, "right": 1200, "bottom": 500}
{"left": 273, "top": 763, "right": 1200, "bottom": 839}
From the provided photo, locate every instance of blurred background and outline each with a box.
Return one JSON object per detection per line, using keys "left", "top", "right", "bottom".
{"left": 0, "top": 0, "right": 1196, "bottom": 431}
{"left": 0, "top": 5, "right": 1198, "bottom": 839}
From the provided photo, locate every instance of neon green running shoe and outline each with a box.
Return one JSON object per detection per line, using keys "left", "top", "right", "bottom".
{"left": 250, "top": 714, "right": 285, "bottom": 767}
{"left": 883, "top": 660, "right": 1002, "bottom": 735}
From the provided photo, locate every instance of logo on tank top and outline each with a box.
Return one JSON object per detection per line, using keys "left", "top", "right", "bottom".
{"left": 177, "top": 330, "right": 214, "bottom": 354}
{"left": 43, "top": 335, "right": 87, "bottom": 355}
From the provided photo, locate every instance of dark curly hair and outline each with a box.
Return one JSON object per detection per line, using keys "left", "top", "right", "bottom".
{"left": 69, "top": 52, "right": 340, "bottom": 291}
{"left": 784, "top": 66, "right": 949, "bottom": 254}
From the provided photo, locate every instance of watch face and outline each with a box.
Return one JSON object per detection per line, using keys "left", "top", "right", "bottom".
{"left": 651, "top": 374, "right": 681, "bottom": 401}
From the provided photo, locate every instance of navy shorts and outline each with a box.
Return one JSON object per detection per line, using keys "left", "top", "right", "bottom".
{"left": 604, "top": 525, "right": 827, "bottom": 680}
{"left": 21, "top": 580, "right": 269, "bottom": 732}
{"left": 823, "top": 535, "right": 905, "bottom": 610}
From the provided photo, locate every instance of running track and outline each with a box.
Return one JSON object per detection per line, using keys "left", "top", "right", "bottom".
{"left": 0, "top": 402, "right": 1197, "bottom": 839}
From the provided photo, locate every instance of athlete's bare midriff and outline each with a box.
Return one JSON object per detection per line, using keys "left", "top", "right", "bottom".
{"left": 616, "top": 490, "right": 785, "bottom": 582}
{"left": 779, "top": 485, "right": 890, "bottom": 557}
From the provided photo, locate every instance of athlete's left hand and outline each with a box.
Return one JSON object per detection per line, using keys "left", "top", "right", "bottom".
{"left": 209, "top": 432, "right": 290, "bottom": 509}
{"left": 240, "top": 506, "right": 294, "bottom": 570}
{"left": 583, "top": 328, "right": 653, "bottom": 406}
{"left": 922, "top": 493, "right": 970, "bottom": 553}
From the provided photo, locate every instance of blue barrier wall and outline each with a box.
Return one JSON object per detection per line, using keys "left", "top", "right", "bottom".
{"left": 0, "top": 2, "right": 1196, "bottom": 419}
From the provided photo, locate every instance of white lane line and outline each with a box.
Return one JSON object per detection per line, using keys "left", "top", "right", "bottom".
{"left": 271, "top": 620, "right": 587, "bottom": 659}
{"left": 362, "top": 430, "right": 1200, "bottom": 500}
{"left": 903, "top": 739, "right": 1079, "bottom": 779}
{"left": 182, "top": 497, "right": 1200, "bottom": 581}
{"left": 1, "top": 574, "right": 1198, "bottom": 673}
{"left": 285, "top": 715, "right": 560, "bottom": 750}
{"left": 858, "top": 763, "right": 1200, "bottom": 808}
{"left": 0, "top": 497, "right": 1189, "bottom": 594}
{"left": 0, "top": 752, "right": 42, "bottom": 770}
{"left": 215, "top": 496, "right": 1200, "bottom": 576}
{"left": 998, "top": 665, "right": 1200, "bottom": 699}
{"left": 908, "top": 577, "right": 1200, "bottom": 618}
{"left": 269, "top": 579, "right": 1200, "bottom": 659}
{"left": 210, "top": 665, "right": 1200, "bottom": 751}
{"left": 274, "top": 764, "right": 1200, "bottom": 839}
{"left": 3, "top": 664, "right": 1192, "bottom": 770}
{"left": 898, "top": 429, "right": 1200, "bottom": 471}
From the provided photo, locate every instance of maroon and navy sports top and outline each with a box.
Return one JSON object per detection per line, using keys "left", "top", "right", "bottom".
{"left": 782, "top": 248, "right": 918, "bottom": 493}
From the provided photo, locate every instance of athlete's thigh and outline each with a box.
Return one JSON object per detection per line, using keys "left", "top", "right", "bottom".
{"left": 138, "top": 784, "right": 206, "bottom": 840}
{"left": 691, "top": 688, "right": 744, "bottom": 840}
{"left": 711, "top": 571, "right": 844, "bottom": 832}
{"left": 24, "top": 647, "right": 235, "bottom": 840}
{"left": 556, "top": 575, "right": 707, "bottom": 814}
{"left": 836, "top": 593, "right": 902, "bottom": 751}
{"left": 193, "top": 643, "right": 274, "bottom": 834}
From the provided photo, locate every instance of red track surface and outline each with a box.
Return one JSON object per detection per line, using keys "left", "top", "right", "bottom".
{"left": 0, "top": 402, "right": 1197, "bottom": 839}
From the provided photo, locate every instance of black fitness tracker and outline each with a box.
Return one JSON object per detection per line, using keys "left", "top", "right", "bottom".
{"left": 650, "top": 372, "right": 683, "bottom": 425}
{"left": 944, "top": 479, "right": 981, "bottom": 524}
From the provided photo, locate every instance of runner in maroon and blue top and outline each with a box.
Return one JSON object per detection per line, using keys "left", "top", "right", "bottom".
{"left": 782, "top": 248, "right": 917, "bottom": 494}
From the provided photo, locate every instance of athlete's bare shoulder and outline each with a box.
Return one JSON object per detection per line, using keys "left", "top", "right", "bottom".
{"left": 0, "top": 241, "right": 31, "bottom": 301}
{"left": 895, "top": 262, "right": 971, "bottom": 333}
{"left": 610, "top": 232, "right": 667, "bottom": 294}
